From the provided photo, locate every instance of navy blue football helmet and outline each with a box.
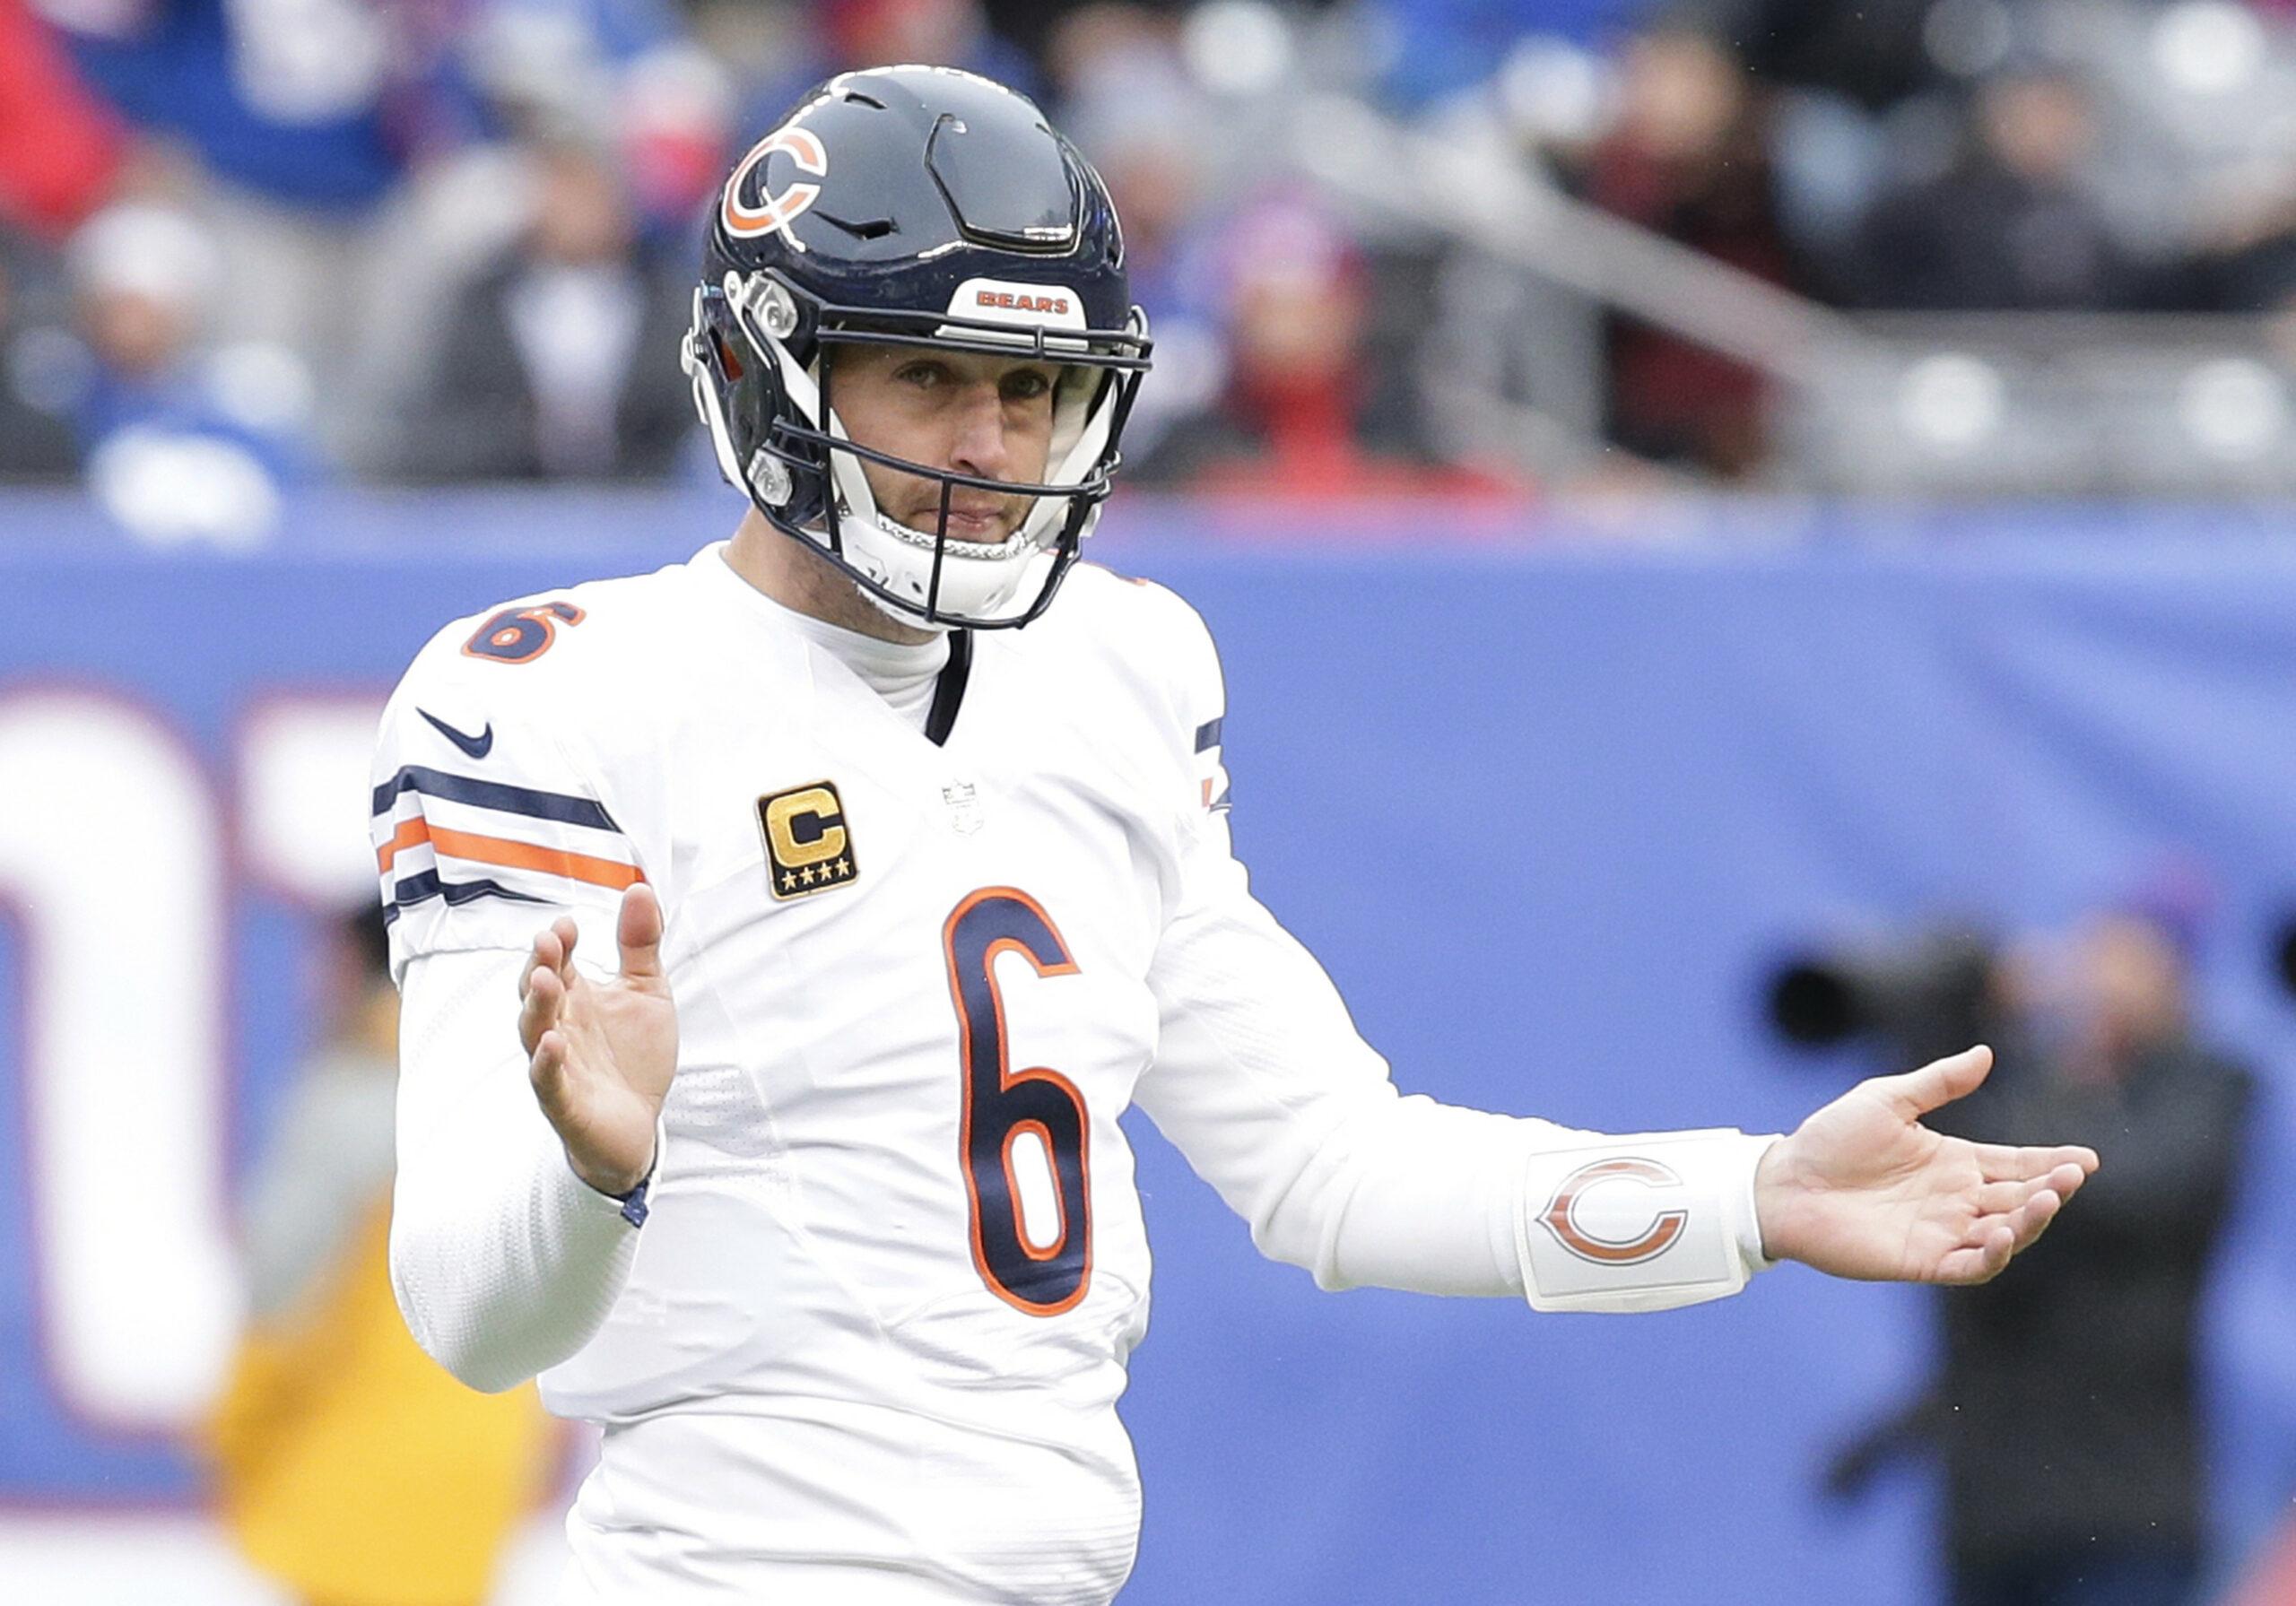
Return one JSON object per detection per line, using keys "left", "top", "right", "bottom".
{"left": 683, "top": 65, "right": 1152, "bottom": 629}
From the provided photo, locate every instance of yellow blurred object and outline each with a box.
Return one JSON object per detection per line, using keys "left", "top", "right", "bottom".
{"left": 206, "top": 1202, "right": 557, "bottom": 1606}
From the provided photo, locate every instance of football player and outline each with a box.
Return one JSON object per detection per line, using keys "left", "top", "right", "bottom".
{"left": 372, "top": 65, "right": 2099, "bottom": 1604}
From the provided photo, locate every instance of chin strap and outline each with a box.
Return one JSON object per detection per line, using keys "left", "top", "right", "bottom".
{"left": 924, "top": 629, "right": 973, "bottom": 746}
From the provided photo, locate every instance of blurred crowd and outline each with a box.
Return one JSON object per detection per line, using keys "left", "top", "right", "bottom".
{"left": 13, "top": 0, "right": 2296, "bottom": 536}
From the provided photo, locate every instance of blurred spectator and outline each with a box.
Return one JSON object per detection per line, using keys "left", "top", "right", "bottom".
{"left": 980, "top": 0, "right": 1140, "bottom": 69}
{"left": 395, "top": 140, "right": 691, "bottom": 481}
{"left": 1852, "top": 68, "right": 2145, "bottom": 311}
{"left": 0, "top": 0, "right": 123, "bottom": 238}
{"left": 1826, "top": 902, "right": 2254, "bottom": 1606}
{"left": 54, "top": 0, "right": 417, "bottom": 210}
{"left": 1046, "top": 4, "right": 1231, "bottom": 475}
{"left": 0, "top": 235, "right": 82, "bottom": 480}
{"left": 2176, "top": 175, "right": 2296, "bottom": 315}
{"left": 1366, "top": 0, "right": 1639, "bottom": 109}
{"left": 461, "top": 0, "right": 732, "bottom": 237}
{"left": 1671, "top": 0, "right": 1942, "bottom": 117}
{"left": 613, "top": 39, "right": 738, "bottom": 237}
{"left": 340, "top": 4, "right": 733, "bottom": 477}
{"left": 1577, "top": 29, "right": 1788, "bottom": 476}
{"left": 48, "top": 0, "right": 726, "bottom": 458}
{"left": 49, "top": 0, "right": 429, "bottom": 376}
{"left": 205, "top": 906, "right": 556, "bottom": 1606}
{"left": 822, "top": 0, "right": 1035, "bottom": 91}
{"left": 1150, "top": 195, "right": 1510, "bottom": 495}
{"left": 1205, "top": 200, "right": 1372, "bottom": 490}
{"left": 728, "top": 0, "right": 1039, "bottom": 152}
{"left": 62, "top": 200, "right": 317, "bottom": 544}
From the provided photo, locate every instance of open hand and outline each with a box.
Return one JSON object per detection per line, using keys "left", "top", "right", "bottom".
{"left": 517, "top": 882, "right": 678, "bottom": 1197}
{"left": 1753, "top": 1046, "right": 2099, "bottom": 1284}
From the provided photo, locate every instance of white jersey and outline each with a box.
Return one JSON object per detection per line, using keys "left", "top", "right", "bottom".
{"left": 372, "top": 543, "right": 1775, "bottom": 1604}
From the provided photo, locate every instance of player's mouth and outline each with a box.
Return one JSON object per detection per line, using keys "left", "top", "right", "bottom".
{"left": 927, "top": 497, "right": 1026, "bottom": 542}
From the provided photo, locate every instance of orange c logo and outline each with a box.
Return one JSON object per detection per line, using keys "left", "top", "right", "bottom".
{"left": 1538, "top": 1158, "right": 1689, "bottom": 1266}
{"left": 721, "top": 126, "right": 828, "bottom": 240}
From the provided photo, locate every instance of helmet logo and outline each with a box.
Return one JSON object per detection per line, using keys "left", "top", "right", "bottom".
{"left": 975, "top": 290, "right": 1070, "bottom": 316}
{"left": 722, "top": 126, "right": 829, "bottom": 240}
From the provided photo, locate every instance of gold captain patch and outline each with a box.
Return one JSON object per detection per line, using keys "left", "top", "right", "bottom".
{"left": 758, "top": 781, "right": 858, "bottom": 899}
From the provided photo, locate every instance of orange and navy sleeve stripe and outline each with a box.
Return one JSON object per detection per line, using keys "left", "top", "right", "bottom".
{"left": 1194, "top": 717, "right": 1231, "bottom": 812}
{"left": 370, "top": 765, "right": 640, "bottom": 922}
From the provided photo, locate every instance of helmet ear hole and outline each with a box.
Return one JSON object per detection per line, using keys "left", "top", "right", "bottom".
{"left": 747, "top": 447, "right": 794, "bottom": 506}
{"left": 714, "top": 329, "right": 745, "bottom": 382}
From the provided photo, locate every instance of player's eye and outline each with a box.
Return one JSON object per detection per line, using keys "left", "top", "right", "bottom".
{"left": 1001, "top": 368, "right": 1055, "bottom": 404}
{"left": 894, "top": 360, "right": 948, "bottom": 389}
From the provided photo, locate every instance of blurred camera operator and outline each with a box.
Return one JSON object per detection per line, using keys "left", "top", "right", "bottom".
{"left": 205, "top": 906, "right": 555, "bottom": 1606}
{"left": 1824, "top": 901, "right": 2254, "bottom": 1606}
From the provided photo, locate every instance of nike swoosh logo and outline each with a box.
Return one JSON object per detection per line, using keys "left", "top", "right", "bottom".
{"left": 419, "top": 708, "right": 494, "bottom": 760}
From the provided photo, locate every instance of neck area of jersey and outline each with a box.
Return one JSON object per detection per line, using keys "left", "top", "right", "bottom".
{"left": 706, "top": 542, "right": 952, "bottom": 720}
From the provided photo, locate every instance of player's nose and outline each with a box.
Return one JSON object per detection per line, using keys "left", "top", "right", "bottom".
{"left": 947, "top": 382, "right": 1015, "bottom": 482}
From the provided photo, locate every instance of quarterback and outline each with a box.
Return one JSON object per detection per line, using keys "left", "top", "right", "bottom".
{"left": 372, "top": 66, "right": 2098, "bottom": 1603}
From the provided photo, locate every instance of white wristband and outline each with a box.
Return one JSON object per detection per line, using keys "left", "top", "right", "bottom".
{"left": 1515, "top": 1129, "right": 1779, "bottom": 1314}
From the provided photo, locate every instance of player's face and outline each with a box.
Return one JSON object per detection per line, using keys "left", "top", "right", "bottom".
{"left": 830, "top": 346, "right": 1060, "bottom": 543}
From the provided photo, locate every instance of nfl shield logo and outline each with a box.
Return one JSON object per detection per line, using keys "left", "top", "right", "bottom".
{"left": 942, "top": 779, "right": 984, "bottom": 836}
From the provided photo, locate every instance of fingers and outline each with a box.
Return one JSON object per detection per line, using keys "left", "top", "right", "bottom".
{"left": 528, "top": 1027, "right": 570, "bottom": 1114}
{"left": 1939, "top": 1173, "right": 2076, "bottom": 1285}
{"left": 517, "top": 959, "right": 562, "bottom": 1055}
{"left": 519, "top": 920, "right": 581, "bottom": 994}
{"left": 1972, "top": 1178, "right": 2040, "bottom": 1216}
{"left": 2010, "top": 1185, "right": 2064, "bottom": 1249}
{"left": 1972, "top": 1162, "right": 2092, "bottom": 1217}
{"left": 517, "top": 894, "right": 664, "bottom": 1059}
{"left": 1986, "top": 1173, "right": 2074, "bottom": 1246}
{"left": 1974, "top": 1142, "right": 2100, "bottom": 1182}
{"left": 1937, "top": 1222, "right": 2018, "bottom": 1284}
{"left": 618, "top": 882, "right": 665, "bottom": 981}
{"left": 518, "top": 914, "right": 585, "bottom": 1049}
{"left": 518, "top": 926, "right": 561, "bottom": 1003}
{"left": 1874, "top": 1045, "right": 1993, "bottom": 1121}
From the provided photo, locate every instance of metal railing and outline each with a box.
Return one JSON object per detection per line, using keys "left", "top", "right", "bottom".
{"left": 1291, "top": 96, "right": 2296, "bottom": 496}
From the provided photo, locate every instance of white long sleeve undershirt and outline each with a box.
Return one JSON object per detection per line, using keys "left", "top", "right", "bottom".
{"left": 391, "top": 945, "right": 644, "bottom": 1392}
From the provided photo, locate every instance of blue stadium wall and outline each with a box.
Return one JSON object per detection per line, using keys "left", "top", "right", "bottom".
{"left": 2, "top": 491, "right": 2293, "bottom": 1604}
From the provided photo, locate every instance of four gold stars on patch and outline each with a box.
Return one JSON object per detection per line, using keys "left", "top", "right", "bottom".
{"left": 774, "top": 856, "right": 855, "bottom": 894}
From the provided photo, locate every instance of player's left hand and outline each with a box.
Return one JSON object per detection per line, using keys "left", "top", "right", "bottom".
{"left": 1752, "top": 1046, "right": 2099, "bottom": 1285}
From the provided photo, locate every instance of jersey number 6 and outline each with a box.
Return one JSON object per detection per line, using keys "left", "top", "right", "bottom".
{"left": 943, "top": 889, "right": 1091, "bottom": 1316}
{"left": 462, "top": 601, "right": 586, "bottom": 664}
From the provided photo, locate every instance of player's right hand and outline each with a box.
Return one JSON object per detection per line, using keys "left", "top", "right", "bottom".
{"left": 517, "top": 881, "right": 677, "bottom": 1198}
